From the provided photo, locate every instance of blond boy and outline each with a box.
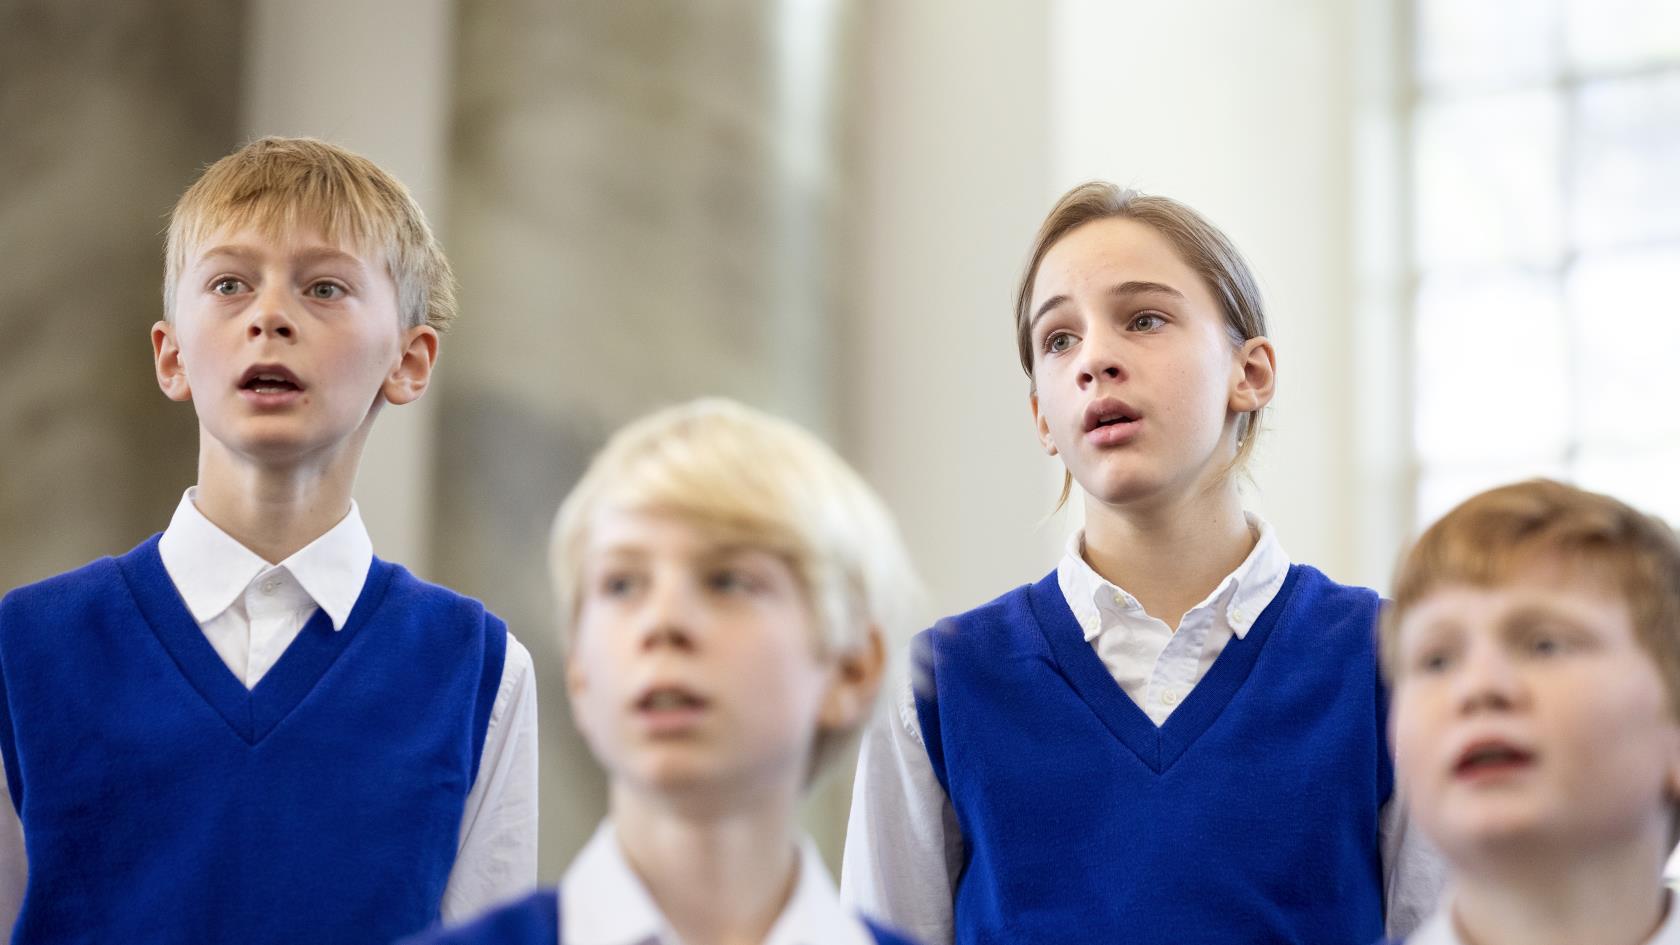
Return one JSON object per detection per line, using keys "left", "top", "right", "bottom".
{"left": 1383, "top": 479, "right": 1680, "bottom": 945}
{"left": 402, "top": 399, "right": 923, "bottom": 945}
{"left": 0, "top": 137, "right": 537, "bottom": 944}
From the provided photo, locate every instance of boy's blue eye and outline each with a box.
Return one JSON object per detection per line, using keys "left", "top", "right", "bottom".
{"left": 307, "top": 281, "right": 345, "bottom": 300}
{"left": 1044, "top": 331, "right": 1075, "bottom": 354}
{"left": 211, "top": 277, "right": 245, "bottom": 296}
{"left": 600, "top": 573, "right": 640, "bottom": 597}
{"left": 1129, "top": 312, "right": 1165, "bottom": 331}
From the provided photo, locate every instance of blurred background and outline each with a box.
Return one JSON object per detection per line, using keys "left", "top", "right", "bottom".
{"left": 2, "top": 0, "right": 1676, "bottom": 880}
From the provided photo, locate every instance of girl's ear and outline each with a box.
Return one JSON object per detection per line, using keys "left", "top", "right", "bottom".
{"left": 1229, "top": 336, "right": 1276, "bottom": 414}
{"left": 1030, "top": 390, "right": 1059, "bottom": 456}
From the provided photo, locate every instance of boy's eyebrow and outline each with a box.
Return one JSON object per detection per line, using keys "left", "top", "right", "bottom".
{"left": 194, "top": 244, "right": 369, "bottom": 271}
{"left": 1030, "top": 281, "right": 1188, "bottom": 328}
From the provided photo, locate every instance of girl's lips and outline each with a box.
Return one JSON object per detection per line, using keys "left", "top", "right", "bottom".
{"left": 1085, "top": 418, "right": 1142, "bottom": 447}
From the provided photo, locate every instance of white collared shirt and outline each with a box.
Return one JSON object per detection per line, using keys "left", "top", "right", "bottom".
{"left": 1408, "top": 889, "right": 1680, "bottom": 945}
{"left": 839, "top": 514, "right": 1448, "bottom": 945}
{"left": 0, "top": 490, "right": 540, "bottom": 929}
{"left": 1057, "top": 515, "right": 1290, "bottom": 725}
{"left": 563, "top": 821, "right": 876, "bottom": 945}
{"left": 156, "top": 488, "right": 377, "bottom": 687}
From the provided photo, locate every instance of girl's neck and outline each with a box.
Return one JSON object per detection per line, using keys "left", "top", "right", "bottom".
{"left": 192, "top": 434, "right": 363, "bottom": 564}
{"left": 610, "top": 786, "right": 802, "bottom": 945}
{"left": 1081, "top": 481, "right": 1254, "bottom": 630}
{"left": 1451, "top": 836, "right": 1671, "bottom": 945}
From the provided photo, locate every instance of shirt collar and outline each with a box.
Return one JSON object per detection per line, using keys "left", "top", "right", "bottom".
{"left": 1412, "top": 889, "right": 1680, "bottom": 945}
{"left": 1056, "top": 512, "right": 1290, "bottom": 642}
{"left": 561, "top": 820, "right": 873, "bottom": 945}
{"left": 156, "top": 488, "right": 372, "bottom": 631}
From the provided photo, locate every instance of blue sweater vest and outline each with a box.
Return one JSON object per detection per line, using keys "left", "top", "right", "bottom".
{"left": 396, "top": 888, "right": 924, "bottom": 945}
{"left": 914, "top": 565, "right": 1389, "bottom": 945}
{"left": 0, "top": 536, "right": 507, "bottom": 945}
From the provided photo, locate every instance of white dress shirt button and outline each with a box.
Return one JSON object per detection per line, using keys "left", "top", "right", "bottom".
{"left": 261, "top": 579, "right": 279, "bottom": 595}
{"left": 1160, "top": 689, "right": 1181, "bottom": 707}
{"left": 1084, "top": 615, "right": 1100, "bottom": 634}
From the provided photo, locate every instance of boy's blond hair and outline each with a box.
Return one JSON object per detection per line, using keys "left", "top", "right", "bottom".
{"left": 1383, "top": 479, "right": 1680, "bottom": 711}
{"left": 550, "top": 398, "right": 918, "bottom": 778}
{"left": 164, "top": 136, "right": 457, "bottom": 332}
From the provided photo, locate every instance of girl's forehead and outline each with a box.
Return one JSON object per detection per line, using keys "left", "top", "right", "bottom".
{"left": 1033, "top": 218, "right": 1212, "bottom": 311}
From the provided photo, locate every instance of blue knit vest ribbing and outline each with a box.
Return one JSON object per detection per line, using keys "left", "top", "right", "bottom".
{"left": 913, "top": 565, "right": 1390, "bottom": 945}
{"left": 0, "top": 536, "right": 507, "bottom": 945}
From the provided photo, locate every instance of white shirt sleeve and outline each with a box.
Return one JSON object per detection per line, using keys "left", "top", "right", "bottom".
{"left": 0, "top": 778, "right": 22, "bottom": 936}
{"left": 839, "top": 672, "right": 963, "bottom": 945}
{"left": 1380, "top": 788, "right": 1448, "bottom": 939}
{"left": 439, "top": 632, "right": 540, "bottom": 922}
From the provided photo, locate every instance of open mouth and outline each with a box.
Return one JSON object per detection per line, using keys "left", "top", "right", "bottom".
{"left": 1083, "top": 398, "right": 1142, "bottom": 439}
{"left": 1083, "top": 398, "right": 1140, "bottom": 433}
{"left": 239, "top": 364, "right": 304, "bottom": 394}
{"left": 634, "top": 686, "right": 709, "bottom": 713}
{"left": 1454, "top": 740, "right": 1535, "bottom": 778}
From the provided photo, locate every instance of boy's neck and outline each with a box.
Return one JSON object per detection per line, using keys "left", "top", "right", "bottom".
{"left": 193, "top": 437, "right": 362, "bottom": 565}
{"left": 1452, "top": 835, "right": 1671, "bottom": 945}
{"left": 1081, "top": 481, "right": 1254, "bottom": 631}
{"left": 610, "top": 784, "right": 803, "bottom": 945}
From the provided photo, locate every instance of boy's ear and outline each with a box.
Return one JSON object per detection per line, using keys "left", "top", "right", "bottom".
{"left": 152, "top": 320, "right": 193, "bottom": 402}
{"left": 1664, "top": 723, "right": 1680, "bottom": 802}
{"left": 1229, "top": 336, "right": 1277, "bottom": 415}
{"left": 1029, "top": 390, "right": 1058, "bottom": 457}
{"left": 383, "top": 325, "right": 440, "bottom": 406}
{"left": 819, "top": 626, "right": 886, "bottom": 732}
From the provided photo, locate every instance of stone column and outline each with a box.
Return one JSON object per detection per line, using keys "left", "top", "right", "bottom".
{"left": 0, "top": 0, "right": 242, "bottom": 589}
{"left": 439, "top": 0, "right": 857, "bottom": 875}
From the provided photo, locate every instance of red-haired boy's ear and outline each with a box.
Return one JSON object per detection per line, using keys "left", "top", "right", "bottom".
{"left": 1228, "top": 336, "right": 1276, "bottom": 414}
{"left": 1030, "top": 390, "right": 1058, "bottom": 457}
{"left": 383, "top": 325, "right": 439, "bottom": 406}
{"left": 152, "top": 320, "right": 193, "bottom": 402}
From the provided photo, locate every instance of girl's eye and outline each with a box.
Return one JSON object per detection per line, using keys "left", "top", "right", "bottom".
{"left": 1129, "top": 312, "right": 1165, "bottom": 331}
{"left": 211, "top": 277, "right": 246, "bottom": 296}
{"left": 1044, "top": 331, "right": 1076, "bottom": 354}
{"left": 307, "top": 281, "right": 346, "bottom": 300}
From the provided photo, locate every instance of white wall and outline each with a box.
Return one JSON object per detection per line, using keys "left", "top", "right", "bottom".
{"left": 1049, "top": 0, "right": 1369, "bottom": 583}
{"left": 244, "top": 0, "right": 455, "bottom": 573}
{"left": 847, "top": 1, "right": 1066, "bottom": 631}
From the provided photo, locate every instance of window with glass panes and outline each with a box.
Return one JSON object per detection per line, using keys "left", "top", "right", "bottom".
{"left": 1409, "top": 0, "right": 1680, "bottom": 528}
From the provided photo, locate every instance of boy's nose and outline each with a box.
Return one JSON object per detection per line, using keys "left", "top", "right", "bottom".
{"left": 1455, "top": 644, "right": 1524, "bottom": 714}
{"left": 637, "top": 581, "right": 698, "bottom": 652}
{"left": 247, "top": 290, "right": 297, "bottom": 339}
